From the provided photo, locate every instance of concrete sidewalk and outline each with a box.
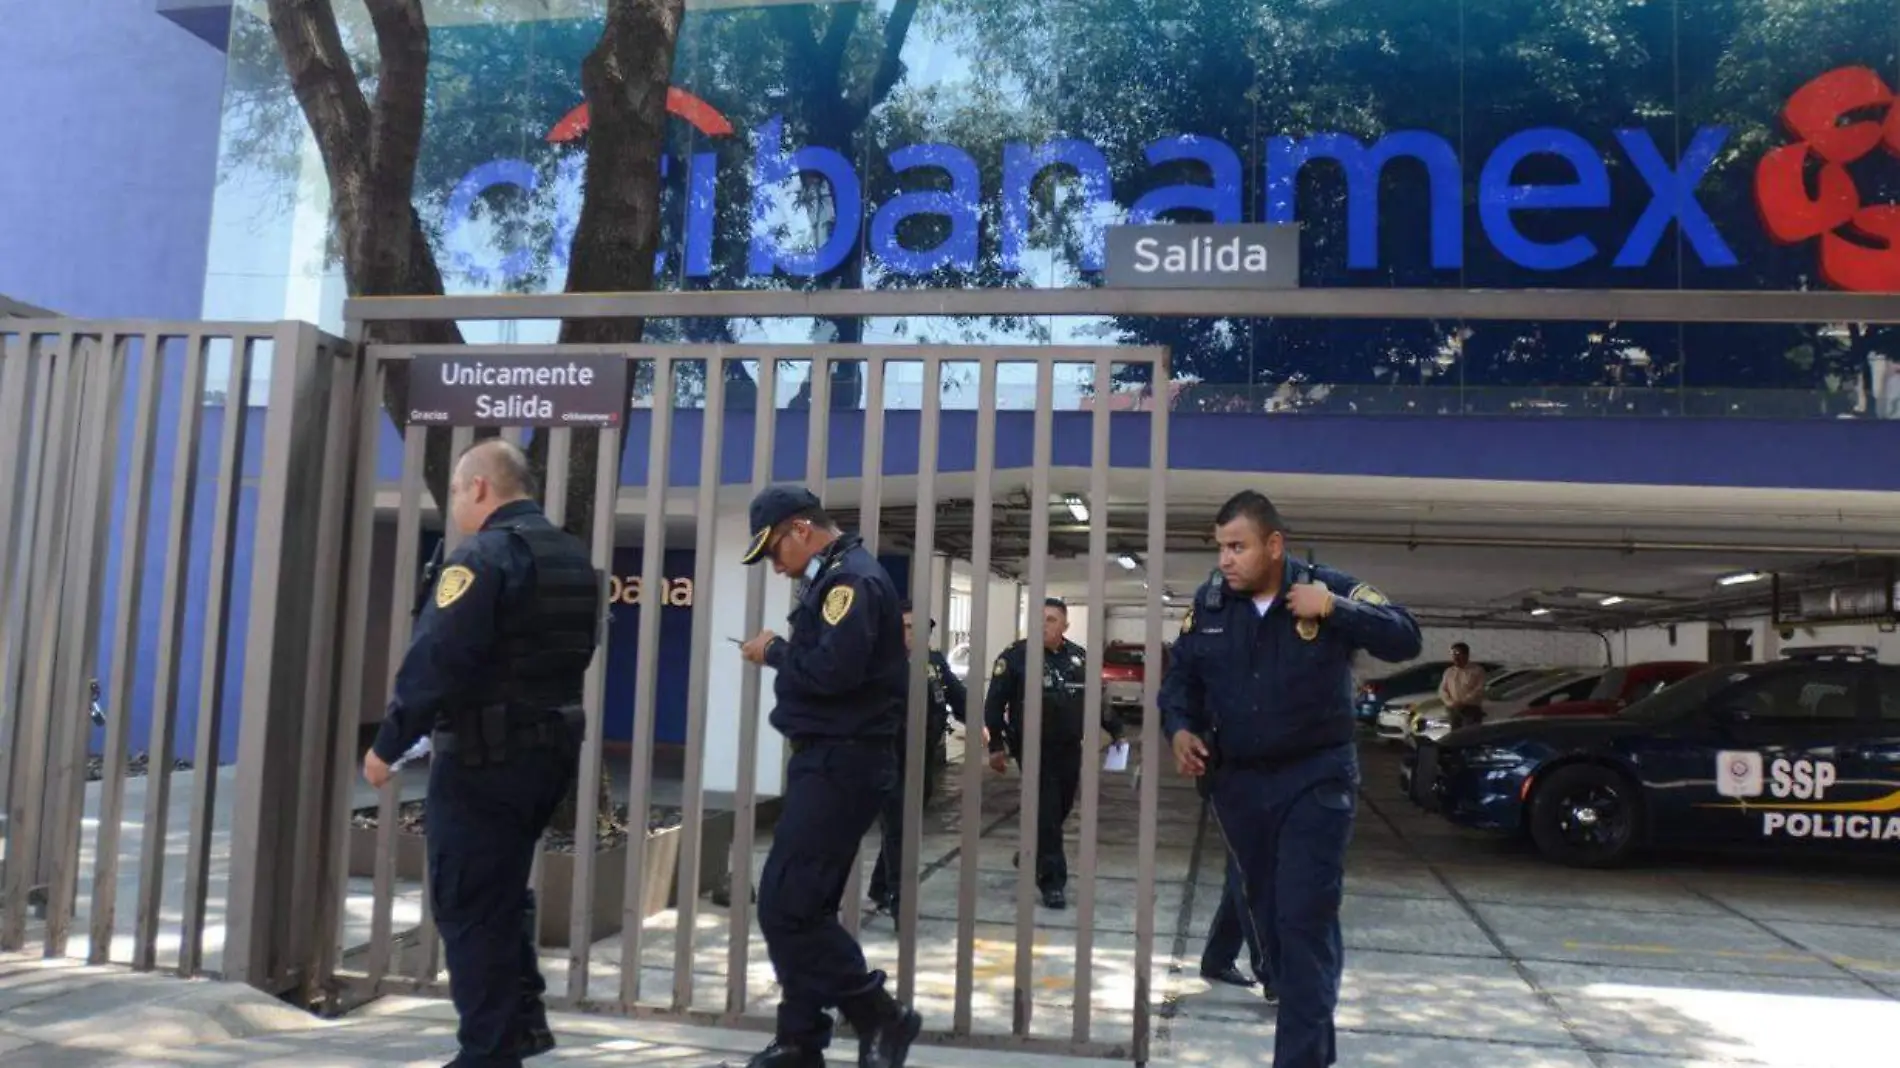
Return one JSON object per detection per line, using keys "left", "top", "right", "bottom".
{"left": 0, "top": 955, "right": 1095, "bottom": 1067}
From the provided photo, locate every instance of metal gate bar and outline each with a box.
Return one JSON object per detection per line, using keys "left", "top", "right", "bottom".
{"left": 334, "top": 339, "right": 1169, "bottom": 1060}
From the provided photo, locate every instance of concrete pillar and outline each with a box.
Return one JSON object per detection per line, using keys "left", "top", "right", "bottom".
{"left": 702, "top": 504, "right": 789, "bottom": 799}
{"left": 935, "top": 553, "right": 953, "bottom": 653}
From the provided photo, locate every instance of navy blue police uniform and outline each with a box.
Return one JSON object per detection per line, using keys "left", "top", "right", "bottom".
{"left": 372, "top": 498, "right": 599, "bottom": 1068}
{"left": 1159, "top": 557, "right": 1420, "bottom": 1068}
{"left": 869, "top": 615, "right": 967, "bottom": 914}
{"left": 984, "top": 631, "right": 1117, "bottom": 907}
{"left": 741, "top": 486, "right": 922, "bottom": 1068}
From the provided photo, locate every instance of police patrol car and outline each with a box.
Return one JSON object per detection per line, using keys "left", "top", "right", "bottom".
{"left": 1401, "top": 646, "right": 1900, "bottom": 868}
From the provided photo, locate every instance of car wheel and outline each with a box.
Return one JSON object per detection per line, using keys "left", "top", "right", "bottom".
{"left": 1528, "top": 764, "right": 1641, "bottom": 869}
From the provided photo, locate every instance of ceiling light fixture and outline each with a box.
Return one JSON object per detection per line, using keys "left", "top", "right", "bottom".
{"left": 1529, "top": 607, "right": 1551, "bottom": 617}
{"left": 1719, "top": 571, "right": 1767, "bottom": 586}
{"left": 1600, "top": 596, "right": 1626, "bottom": 606}
{"left": 1116, "top": 554, "right": 1139, "bottom": 571}
{"left": 1064, "top": 494, "right": 1089, "bottom": 522}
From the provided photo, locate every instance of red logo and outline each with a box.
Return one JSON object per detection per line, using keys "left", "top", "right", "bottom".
{"left": 1755, "top": 66, "right": 1900, "bottom": 292}
{"left": 546, "top": 88, "right": 734, "bottom": 143}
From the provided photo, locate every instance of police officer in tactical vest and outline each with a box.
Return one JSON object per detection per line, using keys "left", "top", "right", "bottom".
{"left": 736, "top": 486, "right": 922, "bottom": 1068}
{"left": 364, "top": 439, "right": 599, "bottom": 1067}
{"left": 1159, "top": 491, "right": 1420, "bottom": 1068}
{"left": 867, "top": 600, "right": 967, "bottom": 917}
{"left": 984, "top": 597, "right": 1114, "bottom": 910}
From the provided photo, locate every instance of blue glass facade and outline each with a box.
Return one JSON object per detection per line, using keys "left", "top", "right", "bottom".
{"left": 204, "top": 0, "right": 1900, "bottom": 416}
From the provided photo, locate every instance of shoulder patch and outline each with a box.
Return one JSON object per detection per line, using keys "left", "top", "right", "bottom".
{"left": 1179, "top": 607, "right": 1194, "bottom": 634}
{"left": 436, "top": 565, "right": 476, "bottom": 608}
{"left": 993, "top": 658, "right": 1008, "bottom": 678}
{"left": 1349, "top": 583, "right": 1388, "bottom": 606}
{"left": 821, "top": 584, "right": 855, "bottom": 626}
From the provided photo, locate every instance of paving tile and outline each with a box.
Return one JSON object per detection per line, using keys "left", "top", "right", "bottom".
{"left": 1525, "top": 959, "right": 1900, "bottom": 1065}
{"left": 1437, "top": 863, "right": 1725, "bottom": 917}
{"left": 1755, "top": 920, "right": 1900, "bottom": 984}
{"left": 1469, "top": 901, "right": 1842, "bottom": 978}
{"left": 1341, "top": 895, "right": 1500, "bottom": 958}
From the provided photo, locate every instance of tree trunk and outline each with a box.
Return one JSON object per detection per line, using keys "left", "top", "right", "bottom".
{"left": 267, "top": 0, "right": 688, "bottom": 842}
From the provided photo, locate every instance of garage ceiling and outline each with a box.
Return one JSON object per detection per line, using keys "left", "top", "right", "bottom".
{"left": 829, "top": 471, "right": 1900, "bottom": 631}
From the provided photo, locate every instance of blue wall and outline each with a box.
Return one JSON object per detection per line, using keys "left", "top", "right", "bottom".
{"left": 0, "top": 0, "right": 226, "bottom": 317}
{"left": 368, "top": 408, "right": 1900, "bottom": 494}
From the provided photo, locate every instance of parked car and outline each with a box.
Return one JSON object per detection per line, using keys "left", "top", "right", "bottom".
{"left": 1393, "top": 666, "right": 1580, "bottom": 743}
{"left": 1400, "top": 646, "right": 1900, "bottom": 868}
{"left": 1381, "top": 666, "right": 1545, "bottom": 741}
{"left": 1102, "top": 641, "right": 1155, "bottom": 720}
{"left": 1359, "top": 660, "right": 1503, "bottom": 729}
{"left": 1515, "top": 660, "right": 1708, "bottom": 720}
{"left": 1406, "top": 667, "right": 1607, "bottom": 744}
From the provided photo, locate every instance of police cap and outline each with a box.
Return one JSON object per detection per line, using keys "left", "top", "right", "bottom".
{"left": 741, "top": 484, "right": 822, "bottom": 565}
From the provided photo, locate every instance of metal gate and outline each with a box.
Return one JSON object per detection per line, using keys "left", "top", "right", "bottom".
{"left": 315, "top": 321, "right": 1174, "bottom": 1060}
{"left": 0, "top": 320, "right": 357, "bottom": 989}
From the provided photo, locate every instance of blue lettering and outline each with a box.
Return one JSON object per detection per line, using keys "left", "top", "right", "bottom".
{"left": 446, "top": 160, "right": 540, "bottom": 284}
{"left": 446, "top": 120, "right": 1745, "bottom": 284}
{"left": 1130, "top": 136, "right": 1243, "bottom": 224}
{"left": 1266, "top": 132, "right": 1462, "bottom": 269}
{"left": 685, "top": 152, "right": 718, "bottom": 278}
{"left": 870, "top": 144, "right": 981, "bottom": 273}
{"left": 1479, "top": 128, "right": 1610, "bottom": 271}
{"left": 551, "top": 155, "right": 583, "bottom": 273}
{"left": 1002, "top": 139, "right": 1114, "bottom": 273}
{"left": 748, "top": 117, "right": 861, "bottom": 278}
{"left": 1614, "top": 126, "right": 1736, "bottom": 268}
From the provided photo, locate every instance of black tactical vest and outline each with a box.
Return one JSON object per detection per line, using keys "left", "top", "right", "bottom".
{"left": 493, "top": 514, "right": 599, "bottom": 711}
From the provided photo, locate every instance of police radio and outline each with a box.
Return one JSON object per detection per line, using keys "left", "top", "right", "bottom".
{"left": 412, "top": 539, "right": 446, "bottom": 620}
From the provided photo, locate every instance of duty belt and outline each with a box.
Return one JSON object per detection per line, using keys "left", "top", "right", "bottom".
{"left": 787, "top": 735, "right": 893, "bottom": 756}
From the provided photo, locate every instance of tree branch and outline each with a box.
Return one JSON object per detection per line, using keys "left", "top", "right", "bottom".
{"left": 360, "top": 0, "right": 431, "bottom": 293}
{"left": 264, "top": 0, "right": 374, "bottom": 235}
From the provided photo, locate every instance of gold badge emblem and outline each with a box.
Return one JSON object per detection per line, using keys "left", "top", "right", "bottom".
{"left": 993, "top": 659, "right": 1008, "bottom": 678}
{"left": 1179, "top": 607, "right": 1194, "bottom": 634}
{"left": 1350, "top": 583, "right": 1388, "bottom": 605}
{"left": 1296, "top": 617, "right": 1320, "bottom": 641}
{"left": 435, "top": 565, "right": 476, "bottom": 609}
{"left": 821, "top": 585, "right": 855, "bottom": 626}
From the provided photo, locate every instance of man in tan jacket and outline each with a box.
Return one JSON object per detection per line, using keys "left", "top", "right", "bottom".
{"left": 1438, "top": 643, "right": 1487, "bottom": 731}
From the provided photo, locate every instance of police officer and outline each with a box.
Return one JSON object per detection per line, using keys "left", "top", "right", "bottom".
{"left": 363, "top": 439, "right": 598, "bottom": 1067}
{"left": 1159, "top": 491, "right": 1420, "bottom": 1068}
{"left": 736, "top": 486, "right": 922, "bottom": 1068}
{"left": 868, "top": 601, "right": 967, "bottom": 916}
{"left": 984, "top": 598, "right": 1116, "bottom": 910}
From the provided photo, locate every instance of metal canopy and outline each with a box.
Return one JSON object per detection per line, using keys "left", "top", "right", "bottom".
{"left": 345, "top": 286, "right": 1900, "bottom": 326}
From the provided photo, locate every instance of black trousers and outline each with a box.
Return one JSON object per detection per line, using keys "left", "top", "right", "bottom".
{"left": 868, "top": 733, "right": 909, "bottom": 908}
{"left": 758, "top": 739, "right": 899, "bottom": 1049}
{"left": 424, "top": 727, "right": 580, "bottom": 1067}
{"left": 1022, "top": 738, "right": 1083, "bottom": 892}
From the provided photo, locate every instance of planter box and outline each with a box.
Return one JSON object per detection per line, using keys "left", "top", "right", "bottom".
{"left": 346, "top": 808, "right": 737, "bottom": 949}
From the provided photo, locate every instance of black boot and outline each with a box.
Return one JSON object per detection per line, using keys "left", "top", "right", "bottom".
{"left": 734, "top": 1038, "right": 827, "bottom": 1067}
{"left": 856, "top": 1006, "right": 921, "bottom": 1068}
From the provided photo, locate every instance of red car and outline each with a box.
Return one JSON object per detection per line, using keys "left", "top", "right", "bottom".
{"left": 1517, "top": 660, "right": 1708, "bottom": 719}
{"left": 1102, "top": 641, "right": 1165, "bottom": 718}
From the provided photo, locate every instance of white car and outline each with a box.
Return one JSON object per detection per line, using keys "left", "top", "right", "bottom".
{"left": 1375, "top": 665, "right": 1541, "bottom": 741}
{"left": 1409, "top": 667, "right": 1608, "bottom": 743}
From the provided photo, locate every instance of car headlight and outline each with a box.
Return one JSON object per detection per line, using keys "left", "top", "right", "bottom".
{"left": 1460, "top": 746, "right": 1526, "bottom": 768}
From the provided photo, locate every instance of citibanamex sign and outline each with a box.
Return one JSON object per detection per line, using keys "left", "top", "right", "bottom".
{"left": 1755, "top": 66, "right": 1900, "bottom": 293}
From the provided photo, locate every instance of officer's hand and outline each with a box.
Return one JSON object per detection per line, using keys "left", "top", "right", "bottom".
{"left": 362, "top": 750, "right": 393, "bottom": 789}
{"left": 741, "top": 630, "right": 777, "bottom": 665}
{"left": 1171, "top": 730, "right": 1209, "bottom": 777}
{"left": 988, "top": 750, "right": 1010, "bottom": 774}
{"left": 1287, "top": 582, "right": 1336, "bottom": 620}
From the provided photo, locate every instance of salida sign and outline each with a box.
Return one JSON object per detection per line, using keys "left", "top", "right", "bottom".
{"left": 444, "top": 68, "right": 1900, "bottom": 293}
